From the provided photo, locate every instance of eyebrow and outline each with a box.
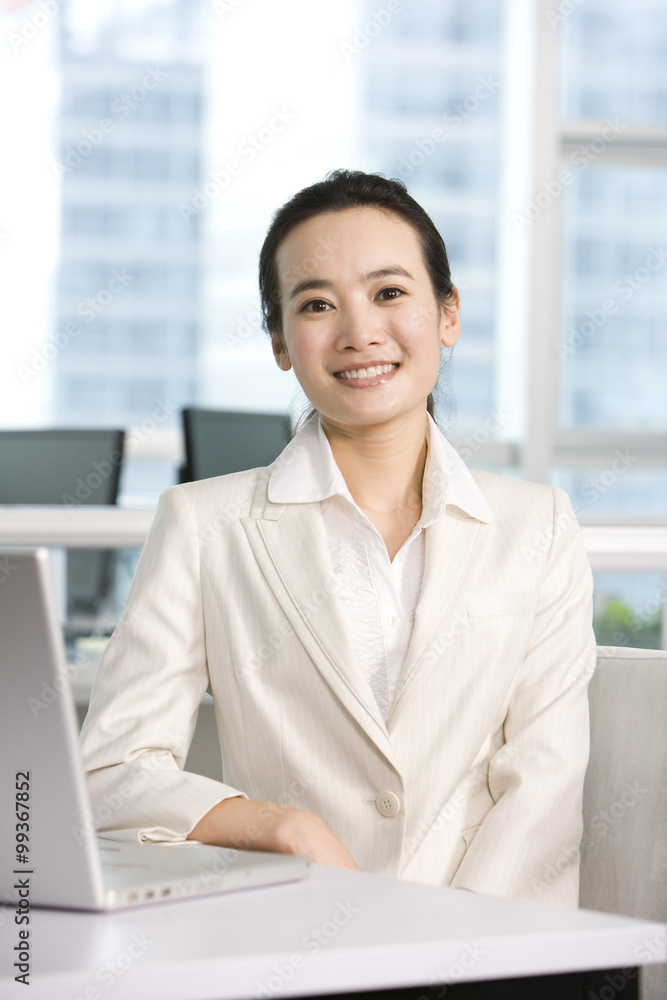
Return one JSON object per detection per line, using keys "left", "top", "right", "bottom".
{"left": 288, "top": 265, "right": 415, "bottom": 301}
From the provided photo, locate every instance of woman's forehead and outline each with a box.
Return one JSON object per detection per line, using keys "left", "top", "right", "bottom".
{"left": 275, "top": 207, "right": 424, "bottom": 288}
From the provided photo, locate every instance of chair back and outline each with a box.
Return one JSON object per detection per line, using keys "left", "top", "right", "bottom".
{"left": 581, "top": 646, "right": 667, "bottom": 1000}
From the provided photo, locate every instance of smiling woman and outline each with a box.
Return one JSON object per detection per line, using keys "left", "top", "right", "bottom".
{"left": 80, "top": 169, "right": 596, "bottom": 907}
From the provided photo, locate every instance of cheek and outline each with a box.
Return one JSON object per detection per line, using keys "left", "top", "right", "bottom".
{"left": 397, "top": 303, "right": 440, "bottom": 345}
{"left": 286, "top": 331, "right": 324, "bottom": 381}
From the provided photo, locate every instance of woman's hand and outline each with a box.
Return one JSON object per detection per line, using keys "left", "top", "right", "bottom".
{"left": 273, "top": 805, "right": 362, "bottom": 870}
{"left": 187, "top": 796, "right": 361, "bottom": 870}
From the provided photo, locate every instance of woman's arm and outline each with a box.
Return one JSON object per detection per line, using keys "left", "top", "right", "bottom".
{"left": 187, "top": 797, "right": 361, "bottom": 868}
{"left": 449, "top": 487, "right": 596, "bottom": 906}
{"left": 79, "top": 486, "right": 250, "bottom": 842}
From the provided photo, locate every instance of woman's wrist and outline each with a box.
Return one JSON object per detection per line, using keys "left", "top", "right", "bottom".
{"left": 187, "top": 796, "right": 295, "bottom": 853}
{"left": 187, "top": 798, "right": 359, "bottom": 869}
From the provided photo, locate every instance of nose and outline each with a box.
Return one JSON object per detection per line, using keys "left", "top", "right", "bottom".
{"left": 334, "top": 299, "right": 387, "bottom": 352}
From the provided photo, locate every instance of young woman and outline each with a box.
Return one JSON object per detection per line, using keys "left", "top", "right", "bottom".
{"left": 80, "top": 170, "right": 596, "bottom": 906}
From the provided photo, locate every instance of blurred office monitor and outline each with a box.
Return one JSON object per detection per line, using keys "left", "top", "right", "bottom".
{"left": 180, "top": 408, "right": 291, "bottom": 483}
{"left": 0, "top": 429, "right": 125, "bottom": 619}
{"left": 0, "top": 429, "right": 124, "bottom": 505}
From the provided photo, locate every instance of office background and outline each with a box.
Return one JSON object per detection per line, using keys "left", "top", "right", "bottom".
{"left": 0, "top": 0, "right": 666, "bottom": 646}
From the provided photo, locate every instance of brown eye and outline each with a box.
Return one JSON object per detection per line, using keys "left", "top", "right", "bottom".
{"left": 378, "top": 287, "right": 404, "bottom": 300}
{"left": 300, "top": 299, "right": 332, "bottom": 313}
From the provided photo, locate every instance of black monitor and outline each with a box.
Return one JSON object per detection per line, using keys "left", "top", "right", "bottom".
{"left": 0, "top": 429, "right": 125, "bottom": 618}
{"left": 0, "top": 429, "right": 124, "bottom": 505}
{"left": 181, "top": 409, "right": 290, "bottom": 483}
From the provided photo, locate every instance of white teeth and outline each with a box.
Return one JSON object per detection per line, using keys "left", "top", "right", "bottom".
{"left": 339, "top": 364, "right": 396, "bottom": 379}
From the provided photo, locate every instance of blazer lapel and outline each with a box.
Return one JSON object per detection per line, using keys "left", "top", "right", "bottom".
{"left": 240, "top": 482, "right": 400, "bottom": 774}
{"left": 387, "top": 510, "right": 496, "bottom": 727}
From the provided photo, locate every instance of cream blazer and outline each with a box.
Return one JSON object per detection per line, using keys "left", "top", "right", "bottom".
{"left": 80, "top": 461, "right": 596, "bottom": 907}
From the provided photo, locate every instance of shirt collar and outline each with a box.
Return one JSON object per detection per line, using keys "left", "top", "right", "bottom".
{"left": 268, "top": 412, "right": 493, "bottom": 524}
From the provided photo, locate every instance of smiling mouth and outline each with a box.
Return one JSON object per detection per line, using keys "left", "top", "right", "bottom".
{"left": 334, "top": 363, "right": 399, "bottom": 380}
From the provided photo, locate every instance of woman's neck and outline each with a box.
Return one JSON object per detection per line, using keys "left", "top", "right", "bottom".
{"left": 320, "top": 407, "right": 428, "bottom": 514}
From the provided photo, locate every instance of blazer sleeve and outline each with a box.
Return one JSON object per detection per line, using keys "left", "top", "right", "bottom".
{"left": 449, "top": 487, "right": 596, "bottom": 906}
{"left": 79, "top": 484, "right": 248, "bottom": 843}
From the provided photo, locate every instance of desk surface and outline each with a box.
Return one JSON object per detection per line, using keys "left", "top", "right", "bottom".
{"left": 1, "top": 863, "right": 665, "bottom": 1000}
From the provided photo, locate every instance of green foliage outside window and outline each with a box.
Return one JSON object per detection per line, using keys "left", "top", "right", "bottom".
{"left": 593, "top": 598, "right": 662, "bottom": 649}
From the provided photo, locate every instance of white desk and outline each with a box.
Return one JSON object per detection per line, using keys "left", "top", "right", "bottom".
{"left": 0, "top": 506, "right": 154, "bottom": 548}
{"left": 2, "top": 507, "right": 667, "bottom": 569}
{"left": 1, "top": 864, "right": 664, "bottom": 1000}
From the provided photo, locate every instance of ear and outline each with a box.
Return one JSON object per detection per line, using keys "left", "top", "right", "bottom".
{"left": 439, "top": 286, "right": 461, "bottom": 348}
{"left": 270, "top": 331, "right": 292, "bottom": 371}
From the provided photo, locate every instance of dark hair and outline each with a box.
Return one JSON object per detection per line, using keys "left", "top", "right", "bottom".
{"left": 258, "top": 168, "right": 456, "bottom": 423}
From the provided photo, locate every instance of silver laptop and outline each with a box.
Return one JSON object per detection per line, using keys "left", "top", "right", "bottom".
{"left": 0, "top": 547, "right": 310, "bottom": 911}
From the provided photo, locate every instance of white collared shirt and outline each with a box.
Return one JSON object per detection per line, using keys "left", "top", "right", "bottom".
{"left": 269, "top": 413, "right": 492, "bottom": 723}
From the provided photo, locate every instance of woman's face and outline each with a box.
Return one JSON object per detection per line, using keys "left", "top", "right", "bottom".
{"left": 271, "top": 206, "right": 460, "bottom": 431}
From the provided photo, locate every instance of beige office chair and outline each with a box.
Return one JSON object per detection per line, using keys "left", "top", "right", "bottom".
{"left": 580, "top": 646, "right": 667, "bottom": 1000}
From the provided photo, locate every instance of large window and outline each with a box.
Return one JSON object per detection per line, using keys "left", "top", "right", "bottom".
{"left": 540, "top": 0, "right": 667, "bottom": 644}
{"left": 0, "top": 0, "right": 665, "bottom": 642}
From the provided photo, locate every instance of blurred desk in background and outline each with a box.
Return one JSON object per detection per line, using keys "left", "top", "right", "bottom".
{"left": 1, "top": 506, "right": 666, "bottom": 567}
{"left": 0, "top": 505, "right": 154, "bottom": 548}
